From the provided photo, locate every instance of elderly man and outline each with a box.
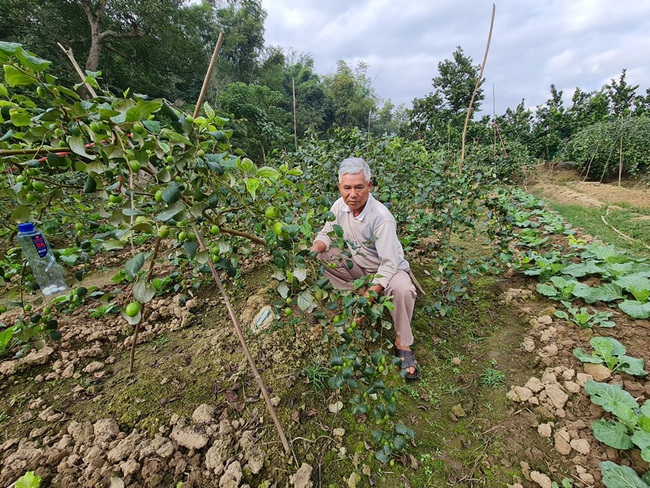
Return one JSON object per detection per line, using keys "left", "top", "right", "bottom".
{"left": 310, "top": 157, "right": 419, "bottom": 380}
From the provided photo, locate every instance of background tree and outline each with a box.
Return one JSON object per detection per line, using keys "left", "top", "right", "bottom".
{"left": 529, "top": 84, "right": 572, "bottom": 160}
{"left": 0, "top": 0, "right": 254, "bottom": 102}
{"left": 218, "top": 82, "right": 289, "bottom": 161}
{"left": 322, "top": 60, "right": 377, "bottom": 130}
{"left": 405, "top": 46, "right": 484, "bottom": 148}
{"left": 213, "top": 0, "right": 266, "bottom": 87}
{"left": 605, "top": 69, "right": 638, "bottom": 118}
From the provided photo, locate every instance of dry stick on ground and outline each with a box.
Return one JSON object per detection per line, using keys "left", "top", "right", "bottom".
{"left": 57, "top": 42, "right": 97, "bottom": 98}
{"left": 129, "top": 236, "right": 162, "bottom": 372}
{"left": 601, "top": 207, "right": 650, "bottom": 250}
{"left": 192, "top": 31, "right": 225, "bottom": 119}
{"left": 460, "top": 3, "right": 496, "bottom": 172}
{"left": 191, "top": 224, "right": 292, "bottom": 455}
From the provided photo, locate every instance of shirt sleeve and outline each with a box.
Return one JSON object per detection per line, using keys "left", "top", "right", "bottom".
{"left": 371, "top": 220, "right": 401, "bottom": 289}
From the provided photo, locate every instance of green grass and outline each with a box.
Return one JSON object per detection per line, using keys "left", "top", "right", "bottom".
{"left": 544, "top": 201, "right": 650, "bottom": 258}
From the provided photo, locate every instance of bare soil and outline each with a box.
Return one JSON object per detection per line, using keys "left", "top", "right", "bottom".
{"left": 1, "top": 173, "right": 649, "bottom": 487}
{"left": 526, "top": 164, "right": 650, "bottom": 209}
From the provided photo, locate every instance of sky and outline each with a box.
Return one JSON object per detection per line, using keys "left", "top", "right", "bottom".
{"left": 260, "top": 0, "right": 650, "bottom": 115}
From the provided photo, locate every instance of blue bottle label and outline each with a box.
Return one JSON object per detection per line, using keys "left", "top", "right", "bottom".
{"left": 31, "top": 233, "right": 48, "bottom": 258}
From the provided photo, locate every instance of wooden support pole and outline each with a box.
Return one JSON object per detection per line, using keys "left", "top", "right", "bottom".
{"left": 57, "top": 42, "right": 98, "bottom": 98}
{"left": 292, "top": 77, "right": 298, "bottom": 151}
{"left": 192, "top": 224, "right": 292, "bottom": 454}
{"left": 193, "top": 31, "right": 225, "bottom": 119}
{"left": 460, "top": 3, "right": 496, "bottom": 172}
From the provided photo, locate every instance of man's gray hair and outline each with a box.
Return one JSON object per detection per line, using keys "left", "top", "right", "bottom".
{"left": 338, "top": 157, "right": 371, "bottom": 183}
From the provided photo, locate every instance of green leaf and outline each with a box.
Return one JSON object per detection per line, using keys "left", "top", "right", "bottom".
{"left": 0, "top": 41, "right": 22, "bottom": 57}
{"left": 618, "top": 355, "right": 647, "bottom": 377}
{"left": 631, "top": 430, "right": 650, "bottom": 452}
{"left": 395, "top": 422, "right": 413, "bottom": 437}
{"left": 591, "top": 336, "right": 626, "bottom": 359}
{"left": 0, "top": 326, "right": 15, "bottom": 353}
{"left": 245, "top": 178, "right": 260, "bottom": 199}
{"left": 536, "top": 283, "right": 558, "bottom": 297}
{"left": 585, "top": 380, "right": 638, "bottom": 414}
{"left": 561, "top": 261, "right": 604, "bottom": 278}
{"left": 614, "top": 275, "right": 650, "bottom": 303}
{"left": 126, "top": 99, "right": 162, "bottom": 122}
{"left": 238, "top": 157, "right": 257, "bottom": 175}
{"left": 587, "top": 244, "right": 622, "bottom": 262}
{"left": 16, "top": 50, "right": 51, "bottom": 72}
{"left": 155, "top": 202, "right": 185, "bottom": 222}
{"left": 102, "top": 239, "right": 125, "bottom": 251}
{"left": 183, "top": 241, "right": 197, "bottom": 258}
{"left": 162, "top": 183, "right": 183, "bottom": 205}
{"left": 15, "top": 470, "right": 41, "bottom": 488}
{"left": 159, "top": 128, "right": 191, "bottom": 145}
{"left": 619, "top": 300, "right": 650, "bottom": 319}
{"left": 393, "top": 435, "right": 407, "bottom": 451}
{"left": 599, "top": 461, "right": 649, "bottom": 488}
{"left": 11, "top": 205, "right": 31, "bottom": 223}
{"left": 582, "top": 283, "right": 625, "bottom": 303}
{"left": 3, "top": 64, "right": 37, "bottom": 86}
{"left": 9, "top": 109, "right": 31, "bottom": 126}
{"left": 256, "top": 166, "right": 280, "bottom": 180}
{"left": 67, "top": 135, "right": 96, "bottom": 160}
{"left": 593, "top": 420, "right": 634, "bottom": 449}
{"left": 133, "top": 282, "right": 156, "bottom": 304}
{"left": 125, "top": 253, "right": 146, "bottom": 279}
{"left": 374, "top": 448, "right": 391, "bottom": 464}
{"left": 573, "top": 347, "right": 604, "bottom": 364}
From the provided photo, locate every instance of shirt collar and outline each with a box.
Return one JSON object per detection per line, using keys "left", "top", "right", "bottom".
{"left": 342, "top": 193, "right": 373, "bottom": 221}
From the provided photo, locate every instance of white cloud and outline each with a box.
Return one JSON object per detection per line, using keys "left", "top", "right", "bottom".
{"left": 261, "top": 0, "right": 650, "bottom": 113}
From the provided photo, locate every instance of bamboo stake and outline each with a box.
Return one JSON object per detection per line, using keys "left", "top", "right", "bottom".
{"left": 191, "top": 224, "right": 292, "bottom": 454}
{"left": 189, "top": 32, "right": 291, "bottom": 456}
{"left": 57, "top": 42, "right": 98, "bottom": 98}
{"left": 460, "top": 3, "right": 496, "bottom": 172}
{"left": 618, "top": 135, "right": 623, "bottom": 186}
{"left": 193, "top": 31, "right": 225, "bottom": 119}
{"left": 292, "top": 77, "right": 298, "bottom": 151}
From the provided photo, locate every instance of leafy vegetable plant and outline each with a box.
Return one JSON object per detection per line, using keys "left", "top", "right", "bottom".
{"left": 600, "top": 461, "right": 650, "bottom": 488}
{"left": 14, "top": 471, "right": 41, "bottom": 488}
{"left": 573, "top": 337, "right": 646, "bottom": 376}
{"left": 615, "top": 272, "right": 650, "bottom": 319}
{"left": 555, "top": 301, "right": 616, "bottom": 328}
{"left": 584, "top": 381, "right": 650, "bottom": 463}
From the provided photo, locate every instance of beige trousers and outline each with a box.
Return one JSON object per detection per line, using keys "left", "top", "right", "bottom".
{"left": 318, "top": 248, "right": 416, "bottom": 346}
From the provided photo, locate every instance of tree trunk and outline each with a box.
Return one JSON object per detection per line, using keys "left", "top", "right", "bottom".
{"left": 80, "top": 0, "right": 107, "bottom": 71}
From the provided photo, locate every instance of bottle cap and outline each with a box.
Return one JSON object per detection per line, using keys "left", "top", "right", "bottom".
{"left": 18, "top": 222, "right": 35, "bottom": 232}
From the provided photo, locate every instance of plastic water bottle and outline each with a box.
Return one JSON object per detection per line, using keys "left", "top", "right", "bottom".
{"left": 16, "top": 222, "right": 67, "bottom": 296}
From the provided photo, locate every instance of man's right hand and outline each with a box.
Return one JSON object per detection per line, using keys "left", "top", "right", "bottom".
{"left": 310, "top": 240, "right": 326, "bottom": 254}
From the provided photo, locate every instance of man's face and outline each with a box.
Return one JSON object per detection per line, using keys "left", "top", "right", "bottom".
{"left": 338, "top": 172, "right": 371, "bottom": 214}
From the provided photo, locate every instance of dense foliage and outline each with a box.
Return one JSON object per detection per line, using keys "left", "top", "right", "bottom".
{"left": 558, "top": 117, "right": 650, "bottom": 180}
{"left": 0, "top": 43, "right": 523, "bottom": 466}
{"left": 2, "top": 36, "right": 650, "bottom": 485}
